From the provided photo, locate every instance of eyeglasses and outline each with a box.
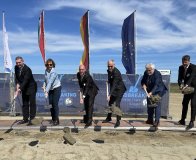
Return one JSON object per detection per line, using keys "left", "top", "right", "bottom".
{"left": 108, "top": 66, "right": 113, "bottom": 68}
{"left": 46, "top": 63, "right": 53, "bottom": 66}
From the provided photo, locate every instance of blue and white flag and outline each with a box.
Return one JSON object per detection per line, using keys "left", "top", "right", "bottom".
{"left": 2, "top": 12, "right": 12, "bottom": 73}
{"left": 121, "top": 11, "right": 135, "bottom": 75}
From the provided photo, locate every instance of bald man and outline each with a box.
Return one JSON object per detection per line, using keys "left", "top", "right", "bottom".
{"left": 77, "top": 65, "right": 99, "bottom": 127}
{"left": 102, "top": 60, "right": 126, "bottom": 128}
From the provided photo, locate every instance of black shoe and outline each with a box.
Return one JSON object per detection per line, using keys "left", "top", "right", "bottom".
{"left": 178, "top": 119, "right": 185, "bottom": 125}
{"left": 114, "top": 121, "right": 120, "bottom": 128}
{"left": 18, "top": 120, "right": 29, "bottom": 124}
{"left": 85, "top": 121, "right": 92, "bottom": 127}
{"left": 49, "top": 120, "right": 54, "bottom": 124}
{"left": 27, "top": 121, "right": 33, "bottom": 126}
{"left": 102, "top": 118, "right": 112, "bottom": 123}
{"left": 52, "top": 120, "right": 59, "bottom": 126}
{"left": 186, "top": 121, "right": 194, "bottom": 130}
{"left": 145, "top": 119, "right": 154, "bottom": 125}
{"left": 153, "top": 121, "right": 159, "bottom": 128}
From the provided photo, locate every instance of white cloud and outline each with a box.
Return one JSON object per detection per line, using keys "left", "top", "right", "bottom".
{"left": 32, "top": 0, "right": 196, "bottom": 53}
{"left": 1, "top": 0, "right": 196, "bottom": 59}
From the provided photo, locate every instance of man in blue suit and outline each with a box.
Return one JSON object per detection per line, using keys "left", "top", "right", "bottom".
{"left": 141, "top": 63, "right": 167, "bottom": 128}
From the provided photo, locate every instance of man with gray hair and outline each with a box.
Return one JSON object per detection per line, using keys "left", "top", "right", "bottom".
{"left": 141, "top": 63, "right": 167, "bottom": 128}
{"left": 15, "top": 56, "right": 37, "bottom": 125}
{"left": 102, "top": 59, "right": 126, "bottom": 128}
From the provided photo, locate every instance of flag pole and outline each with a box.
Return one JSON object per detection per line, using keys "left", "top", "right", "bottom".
{"left": 2, "top": 11, "right": 5, "bottom": 72}
{"left": 87, "top": 10, "right": 90, "bottom": 73}
{"left": 134, "top": 10, "right": 136, "bottom": 75}
{"left": 43, "top": 10, "right": 46, "bottom": 62}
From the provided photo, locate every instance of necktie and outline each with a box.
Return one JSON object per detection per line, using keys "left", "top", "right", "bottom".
{"left": 184, "top": 67, "right": 187, "bottom": 79}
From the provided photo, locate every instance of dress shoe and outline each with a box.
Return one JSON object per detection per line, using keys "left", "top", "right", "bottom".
{"left": 52, "top": 120, "right": 59, "bottom": 126}
{"left": 145, "top": 119, "right": 153, "bottom": 125}
{"left": 186, "top": 121, "right": 194, "bottom": 130}
{"left": 49, "top": 120, "right": 54, "bottom": 124}
{"left": 178, "top": 119, "right": 185, "bottom": 125}
{"left": 18, "top": 120, "right": 29, "bottom": 124}
{"left": 153, "top": 121, "right": 159, "bottom": 128}
{"left": 114, "top": 121, "right": 120, "bottom": 128}
{"left": 102, "top": 118, "right": 112, "bottom": 123}
{"left": 85, "top": 121, "right": 92, "bottom": 127}
{"left": 27, "top": 121, "right": 33, "bottom": 126}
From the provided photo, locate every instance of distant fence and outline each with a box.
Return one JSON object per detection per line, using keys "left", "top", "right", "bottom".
{"left": 0, "top": 72, "right": 170, "bottom": 117}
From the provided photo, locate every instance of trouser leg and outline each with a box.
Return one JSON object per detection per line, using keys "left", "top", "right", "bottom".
{"left": 29, "top": 92, "right": 36, "bottom": 120}
{"left": 155, "top": 102, "right": 161, "bottom": 122}
{"left": 87, "top": 96, "right": 95, "bottom": 122}
{"left": 181, "top": 94, "right": 192, "bottom": 120}
{"left": 22, "top": 93, "right": 30, "bottom": 121}
{"left": 106, "top": 96, "right": 116, "bottom": 119}
{"left": 114, "top": 93, "right": 124, "bottom": 121}
{"left": 147, "top": 98, "right": 154, "bottom": 122}
{"left": 191, "top": 94, "right": 196, "bottom": 122}
{"left": 49, "top": 90, "right": 55, "bottom": 121}
{"left": 52, "top": 86, "right": 61, "bottom": 121}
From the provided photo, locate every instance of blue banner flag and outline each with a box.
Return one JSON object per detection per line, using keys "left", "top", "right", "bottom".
{"left": 121, "top": 12, "right": 135, "bottom": 74}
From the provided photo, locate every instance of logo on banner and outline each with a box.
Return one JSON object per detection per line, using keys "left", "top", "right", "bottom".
{"left": 64, "top": 98, "right": 73, "bottom": 106}
{"left": 142, "top": 99, "right": 147, "bottom": 106}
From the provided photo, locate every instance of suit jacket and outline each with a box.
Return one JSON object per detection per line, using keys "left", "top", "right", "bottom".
{"left": 178, "top": 63, "right": 195, "bottom": 86}
{"left": 187, "top": 65, "right": 196, "bottom": 91}
{"left": 141, "top": 69, "right": 167, "bottom": 97}
{"left": 77, "top": 71, "right": 99, "bottom": 97}
{"left": 15, "top": 64, "right": 37, "bottom": 95}
{"left": 107, "top": 67, "right": 126, "bottom": 97}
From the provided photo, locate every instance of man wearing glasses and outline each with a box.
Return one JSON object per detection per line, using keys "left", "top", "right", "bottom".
{"left": 102, "top": 59, "right": 126, "bottom": 128}
{"left": 14, "top": 56, "right": 37, "bottom": 125}
{"left": 141, "top": 63, "right": 167, "bottom": 128}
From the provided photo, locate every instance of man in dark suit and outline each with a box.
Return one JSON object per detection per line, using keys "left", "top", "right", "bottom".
{"left": 178, "top": 55, "right": 195, "bottom": 125}
{"left": 77, "top": 64, "right": 99, "bottom": 127}
{"left": 102, "top": 60, "right": 126, "bottom": 128}
{"left": 141, "top": 63, "right": 167, "bottom": 128}
{"left": 184, "top": 65, "right": 196, "bottom": 129}
{"left": 15, "top": 56, "right": 37, "bottom": 125}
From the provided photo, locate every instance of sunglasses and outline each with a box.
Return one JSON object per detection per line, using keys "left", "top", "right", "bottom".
{"left": 108, "top": 66, "right": 113, "bottom": 68}
{"left": 46, "top": 63, "right": 53, "bottom": 66}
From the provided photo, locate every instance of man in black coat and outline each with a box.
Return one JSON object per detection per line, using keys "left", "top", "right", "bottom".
{"left": 178, "top": 55, "right": 195, "bottom": 125}
{"left": 102, "top": 60, "right": 126, "bottom": 128}
{"left": 14, "top": 56, "right": 37, "bottom": 125}
{"left": 185, "top": 66, "right": 196, "bottom": 129}
{"left": 77, "top": 64, "right": 99, "bottom": 127}
{"left": 141, "top": 63, "right": 167, "bottom": 128}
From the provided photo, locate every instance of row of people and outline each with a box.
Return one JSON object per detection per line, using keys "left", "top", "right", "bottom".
{"left": 14, "top": 57, "right": 126, "bottom": 127}
{"left": 14, "top": 55, "right": 196, "bottom": 129}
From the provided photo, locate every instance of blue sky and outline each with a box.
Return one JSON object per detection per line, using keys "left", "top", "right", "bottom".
{"left": 0, "top": 0, "right": 196, "bottom": 82}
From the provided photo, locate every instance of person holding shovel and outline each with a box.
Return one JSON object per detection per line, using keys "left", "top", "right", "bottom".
{"left": 141, "top": 63, "right": 167, "bottom": 128}
{"left": 43, "top": 59, "right": 61, "bottom": 126}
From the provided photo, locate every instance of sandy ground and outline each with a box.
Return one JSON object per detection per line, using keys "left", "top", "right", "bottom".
{"left": 0, "top": 93, "right": 195, "bottom": 160}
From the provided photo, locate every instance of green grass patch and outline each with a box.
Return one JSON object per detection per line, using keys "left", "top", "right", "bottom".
{"left": 170, "top": 83, "right": 180, "bottom": 93}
